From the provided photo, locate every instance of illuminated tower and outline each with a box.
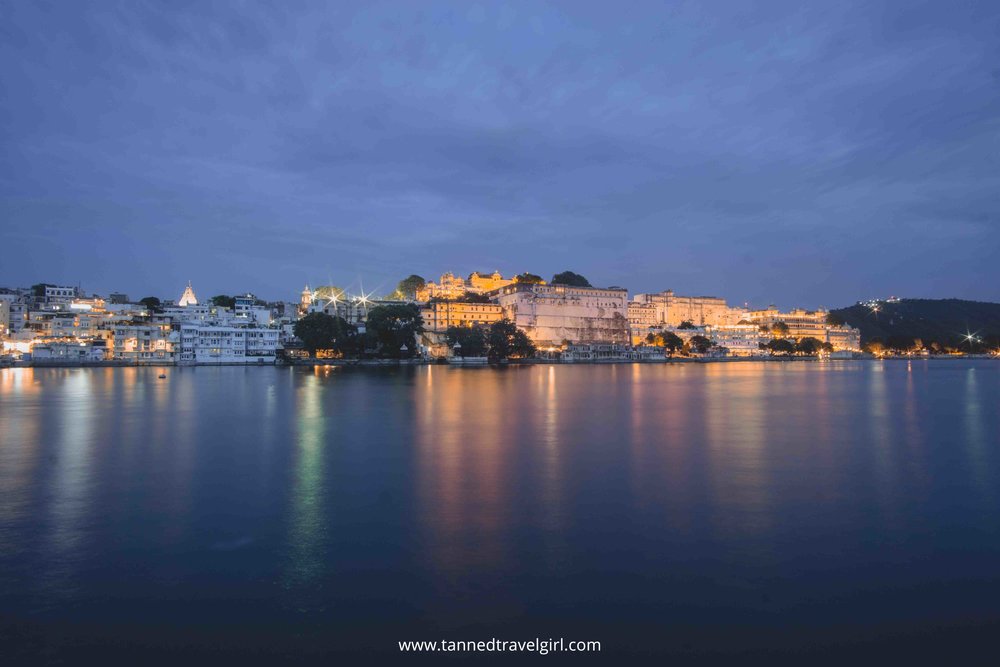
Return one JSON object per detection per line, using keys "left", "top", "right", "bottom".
{"left": 178, "top": 281, "right": 198, "bottom": 307}
{"left": 300, "top": 284, "right": 313, "bottom": 315}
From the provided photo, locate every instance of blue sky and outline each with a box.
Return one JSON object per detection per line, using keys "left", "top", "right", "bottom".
{"left": 2, "top": 1, "right": 998, "bottom": 308}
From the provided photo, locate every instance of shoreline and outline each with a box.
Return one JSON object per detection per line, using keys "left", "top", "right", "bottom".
{"left": 3, "top": 354, "right": 996, "bottom": 369}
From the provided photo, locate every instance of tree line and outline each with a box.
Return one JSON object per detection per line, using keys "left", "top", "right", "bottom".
{"left": 445, "top": 320, "right": 536, "bottom": 362}
{"left": 294, "top": 306, "right": 537, "bottom": 362}
{"left": 293, "top": 304, "right": 424, "bottom": 359}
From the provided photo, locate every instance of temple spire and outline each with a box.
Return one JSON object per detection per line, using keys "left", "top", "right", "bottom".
{"left": 178, "top": 281, "right": 198, "bottom": 307}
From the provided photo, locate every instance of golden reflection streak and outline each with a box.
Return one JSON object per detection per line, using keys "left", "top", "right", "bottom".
{"left": 415, "top": 367, "right": 511, "bottom": 576}
{"left": 629, "top": 363, "right": 698, "bottom": 536}
{"left": 0, "top": 369, "right": 42, "bottom": 547}
{"left": 702, "top": 363, "right": 775, "bottom": 551}
{"left": 538, "top": 364, "right": 567, "bottom": 565}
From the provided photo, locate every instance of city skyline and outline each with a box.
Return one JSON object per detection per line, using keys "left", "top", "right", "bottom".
{"left": 3, "top": 2, "right": 999, "bottom": 306}
{"left": 0, "top": 270, "right": 930, "bottom": 313}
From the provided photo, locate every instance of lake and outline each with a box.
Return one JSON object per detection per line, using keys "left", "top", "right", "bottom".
{"left": 1, "top": 361, "right": 999, "bottom": 662}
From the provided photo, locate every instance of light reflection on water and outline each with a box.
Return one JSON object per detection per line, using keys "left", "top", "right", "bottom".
{"left": 43, "top": 371, "right": 95, "bottom": 599}
{"left": 283, "top": 373, "right": 327, "bottom": 605}
{"left": 1, "top": 361, "right": 999, "bottom": 659}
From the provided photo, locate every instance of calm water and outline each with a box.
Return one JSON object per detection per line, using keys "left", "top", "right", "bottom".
{"left": 1, "top": 361, "right": 999, "bottom": 663}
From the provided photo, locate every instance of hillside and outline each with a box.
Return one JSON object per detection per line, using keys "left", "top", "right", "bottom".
{"left": 830, "top": 299, "right": 1000, "bottom": 350}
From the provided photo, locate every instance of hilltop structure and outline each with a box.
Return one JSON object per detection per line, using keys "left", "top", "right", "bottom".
{"left": 416, "top": 271, "right": 515, "bottom": 301}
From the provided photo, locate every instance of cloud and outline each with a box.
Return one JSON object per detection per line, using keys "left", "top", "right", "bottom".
{"left": 1, "top": 0, "right": 998, "bottom": 306}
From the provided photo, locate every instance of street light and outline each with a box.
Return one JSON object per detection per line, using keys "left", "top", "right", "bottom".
{"left": 963, "top": 331, "right": 979, "bottom": 354}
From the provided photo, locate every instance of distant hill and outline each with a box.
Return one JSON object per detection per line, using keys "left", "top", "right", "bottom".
{"left": 830, "top": 299, "right": 1000, "bottom": 349}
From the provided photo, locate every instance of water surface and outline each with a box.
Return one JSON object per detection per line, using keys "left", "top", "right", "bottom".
{"left": 1, "top": 361, "right": 999, "bottom": 662}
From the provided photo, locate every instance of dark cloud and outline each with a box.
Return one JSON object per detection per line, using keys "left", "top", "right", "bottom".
{"left": 1, "top": 0, "right": 998, "bottom": 306}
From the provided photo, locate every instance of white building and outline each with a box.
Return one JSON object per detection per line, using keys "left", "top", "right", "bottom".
{"left": 705, "top": 324, "right": 767, "bottom": 357}
{"left": 234, "top": 294, "right": 272, "bottom": 325}
{"left": 178, "top": 322, "right": 279, "bottom": 364}
{"left": 31, "top": 339, "right": 108, "bottom": 362}
{"left": 8, "top": 301, "right": 29, "bottom": 333}
{"left": 113, "top": 324, "right": 177, "bottom": 363}
{"left": 44, "top": 285, "right": 81, "bottom": 303}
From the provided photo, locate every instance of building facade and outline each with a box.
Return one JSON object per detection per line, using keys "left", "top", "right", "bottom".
{"left": 744, "top": 307, "right": 861, "bottom": 351}
{"left": 179, "top": 323, "right": 279, "bottom": 364}
{"left": 416, "top": 271, "right": 515, "bottom": 301}
{"left": 31, "top": 339, "right": 108, "bottom": 362}
{"left": 496, "top": 283, "right": 629, "bottom": 345}
{"left": 705, "top": 324, "right": 767, "bottom": 356}
{"left": 420, "top": 301, "right": 504, "bottom": 332}
{"left": 630, "top": 290, "right": 743, "bottom": 327}
{"left": 113, "top": 323, "right": 177, "bottom": 363}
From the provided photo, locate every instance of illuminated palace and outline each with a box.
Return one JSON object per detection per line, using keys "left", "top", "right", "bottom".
{"left": 420, "top": 301, "right": 503, "bottom": 332}
{"left": 628, "top": 290, "right": 743, "bottom": 328}
{"left": 416, "top": 271, "right": 515, "bottom": 301}
{"left": 496, "top": 282, "right": 630, "bottom": 346}
{"left": 744, "top": 306, "right": 861, "bottom": 351}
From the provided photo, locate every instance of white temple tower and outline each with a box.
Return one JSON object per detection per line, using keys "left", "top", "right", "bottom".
{"left": 178, "top": 281, "right": 199, "bottom": 307}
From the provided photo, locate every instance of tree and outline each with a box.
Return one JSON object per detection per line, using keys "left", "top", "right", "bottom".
{"left": 365, "top": 304, "right": 424, "bottom": 358}
{"left": 678, "top": 320, "right": 697, "bottom": 330}
{"left": 825, "top": 312, "right": 845, "bottom": 326}
{"left": 514, "top": 273, "right": 545, "bottom": 285}
{"left": 645, "top": 332, "right": 657, "bottom": 344}
{"left": 795, "top": 337, "right": 825, "bottom": 355}
{"left": 139, "top": 296, "right": 162, "bottom": 312}
{"left": 886, "top": 335, "right": 915, "bottom": 353}
{"left": 661, "top": 331, "right": 685, "bottom": 354}
{"left": 771, "top": 321, "right": 790, "bottom": 337}
{"left": 445, "top": 326, "right": 488, "bottom": 357}
{"left": 396, "top": 275, "right": 426, "bottom": 301}
{"left": 459, "top": 291, "right": 492, "bottom": 303}
{"left": 294, "top": 312, "right": 356, "bottom": 356}
{"left": 551, "top": 271, "right": 591, "bottom": 287}
{"left": 766, "top": 338, "right": 795, "bottom": 355}
{"left": 689, "top": 335, "right": 712, "bottom": 354}
{"left": 210, "top": 295, "right": 236, "bottom": 309}
{"left": 313, "top": 286, "right": 346, "bottom": 303}
{"left": 487, "top": 319, "right": 536, "bottom": 361}
{"left": 864, "top": 338, "right": 886, "bottom": 356}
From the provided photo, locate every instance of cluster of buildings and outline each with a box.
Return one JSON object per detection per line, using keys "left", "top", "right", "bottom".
{"left": 1, "top": 283, "right": 284, "bottom": 365}
{"left": 400, "top": 272, "right": 860, "bottom": 359}
{"left": 1, "top": 270, "right": 862, "bottom": 365}
{"left": 415, "top": 271, "right": 514, "bottom": 301}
